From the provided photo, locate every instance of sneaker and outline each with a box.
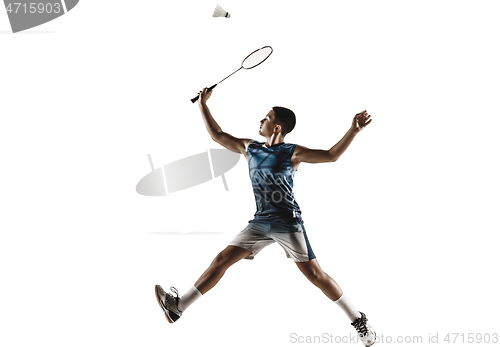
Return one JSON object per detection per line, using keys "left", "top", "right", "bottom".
{"left": 155, "top": 285, "right": 182, "bottom": 323}
{"left": 351, "top": 312, "right": 376, "bottom": 346}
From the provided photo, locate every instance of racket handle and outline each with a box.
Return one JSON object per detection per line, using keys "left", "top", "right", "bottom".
{"left": 191, "top": 84, "right": 218, "bottom": 103}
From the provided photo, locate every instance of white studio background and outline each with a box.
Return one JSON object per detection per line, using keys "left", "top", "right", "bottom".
{"left": 1, "top": 1, "right": 499, "bottom": 346}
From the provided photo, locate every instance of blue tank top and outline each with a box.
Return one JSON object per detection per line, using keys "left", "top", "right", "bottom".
{"left": 246, "top": 140, "right": 302, "bottom": 223}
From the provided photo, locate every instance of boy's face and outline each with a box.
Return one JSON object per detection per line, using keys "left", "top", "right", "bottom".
{"left": 259, "top": 110, "right": 280, "bottom": 137}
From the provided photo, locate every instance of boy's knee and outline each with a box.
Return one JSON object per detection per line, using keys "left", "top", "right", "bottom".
{"left": 214, "top": 248, "right": 236, "bottom": 267}
{"left": 213, "top": 251, "right": 227, "bottom": 267}
{"left": 212, "top": 246, "right": 251, "bottom": 270}
{"left": 306, "top": 269, "right": 326, "bottom": 285}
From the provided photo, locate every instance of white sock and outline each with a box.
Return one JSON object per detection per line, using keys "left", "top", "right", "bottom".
{"left": 178, "top": 286, "right": 202, "bottom": 312}
{"left": 334, "top": 294, "right": 362, "bottom": 322}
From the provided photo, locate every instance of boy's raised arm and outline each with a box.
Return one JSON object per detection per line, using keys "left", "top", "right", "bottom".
{"left": 197, "top": 88, "right": 250, "bottom": 156}
{"left": 292, "top": 110, "right": 372, "bottom": 166}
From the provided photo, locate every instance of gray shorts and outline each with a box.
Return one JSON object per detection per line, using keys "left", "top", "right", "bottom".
{"left": 228, "top": 220, "right": 316, "bottom": 263}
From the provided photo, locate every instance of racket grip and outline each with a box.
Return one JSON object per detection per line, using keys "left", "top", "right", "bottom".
{"left": 191, "top": 84, "right": 218, "bottom": 103}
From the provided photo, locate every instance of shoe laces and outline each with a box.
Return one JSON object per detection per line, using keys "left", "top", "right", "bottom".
{"left": 170, "top": 286, "right": 180, "bottom": 298}
{"left": 351, "top": 312, "right": 369, "bottom": 336}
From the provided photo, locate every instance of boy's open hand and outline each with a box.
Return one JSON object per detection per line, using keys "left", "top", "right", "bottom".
{"left": 352, "top": 110, "right": 372, "bottom": 133}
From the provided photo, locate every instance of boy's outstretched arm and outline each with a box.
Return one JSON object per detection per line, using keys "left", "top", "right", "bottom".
{"left": 197, "top": 88, "right": 250, "bottom": 157}
{"left": 292, "top": 110, "right": 372, "bottom": 167}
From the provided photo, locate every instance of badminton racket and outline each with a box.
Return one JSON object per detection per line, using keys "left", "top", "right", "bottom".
{"left": 191, "top": 46, "right": 273, "bottom": 103}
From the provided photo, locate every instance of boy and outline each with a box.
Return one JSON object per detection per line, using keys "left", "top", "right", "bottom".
{"left": 155, "top": 88, "right": 376, "bottom": 346}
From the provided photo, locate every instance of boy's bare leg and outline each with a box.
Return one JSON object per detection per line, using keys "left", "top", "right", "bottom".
{"left": 194, "top": 245, "right": 252, "bottom": 294}
{"left": 296, "top": 259, "right": 367, "bottom": 324}
{"left": 155, "top": 246, "right": 251, "bottom": 322}
{"left": 296, "top": 258, "right": 343, "bottom": 301}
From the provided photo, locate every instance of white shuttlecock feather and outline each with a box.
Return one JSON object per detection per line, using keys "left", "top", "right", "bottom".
{"left": 213, "top": 4, "right": 230, "bottom": 18}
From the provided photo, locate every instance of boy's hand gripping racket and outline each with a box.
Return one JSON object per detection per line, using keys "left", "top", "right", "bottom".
{"left": 191, "top": 46, "right": 273, "bottom": 103}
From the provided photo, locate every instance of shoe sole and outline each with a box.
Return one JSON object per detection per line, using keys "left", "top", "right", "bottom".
{"left": 155, "top": 285, "right": 174, "bottom": 323}
{"left": 366, "top": 331, "right": 376, "bottom": 346}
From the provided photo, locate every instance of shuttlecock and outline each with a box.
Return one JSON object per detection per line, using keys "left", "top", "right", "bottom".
{"left": 213, "top": 4, "right": 230, "bottom": 18}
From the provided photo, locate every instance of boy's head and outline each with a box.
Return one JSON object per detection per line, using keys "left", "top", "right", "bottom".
{"left": 259, "top": 107, "right": 296, "bottom": 138}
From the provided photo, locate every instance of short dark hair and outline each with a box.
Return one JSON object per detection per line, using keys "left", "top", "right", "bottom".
{"left": 272, "top": 106, "right": 296, "bottom": 136}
